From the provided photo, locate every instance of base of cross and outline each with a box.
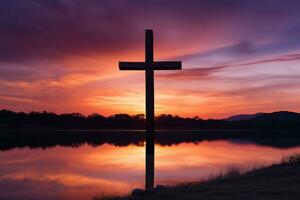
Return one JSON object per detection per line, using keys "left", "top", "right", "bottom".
{"left": 146, "top": 130, "right": 155, "bottom": 190}
{"left": 146, "top": 153, "right": 155, "bottom": 190}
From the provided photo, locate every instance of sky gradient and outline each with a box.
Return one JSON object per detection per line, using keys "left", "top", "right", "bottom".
{"left": 1, "top": 0, "right": 300, "bottom": 118}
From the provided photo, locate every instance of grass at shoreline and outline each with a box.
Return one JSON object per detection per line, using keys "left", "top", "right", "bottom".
{"left": 99, "top": 154, "right": 300, "bottom": 200}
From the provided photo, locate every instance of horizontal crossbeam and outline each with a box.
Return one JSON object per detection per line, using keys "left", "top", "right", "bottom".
{"left": 119, "top": 61, "right": 181, "bottom": 70}
{"left": 119, "top": 62, "right": 146, "bottom": 70}
{"left": 154, "top": 61, "right": 181, "bottom": 70}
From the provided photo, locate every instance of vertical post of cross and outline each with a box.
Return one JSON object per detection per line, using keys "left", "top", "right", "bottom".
{"left": 145, "top": 29, "right": 155, "bottom": 190}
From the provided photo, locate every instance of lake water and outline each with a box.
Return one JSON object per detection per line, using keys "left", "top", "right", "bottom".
{"left": 0, "top": 131, "right": 300, "bottom": 200}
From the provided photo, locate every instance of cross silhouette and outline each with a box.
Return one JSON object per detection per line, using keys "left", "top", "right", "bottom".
{"left": 119, "top": 29, "right": 182, "bottom": 190}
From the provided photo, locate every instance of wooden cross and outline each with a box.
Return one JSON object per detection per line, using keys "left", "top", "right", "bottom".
{"left": 119, "top": 30, "right": 182, "bottom": 190}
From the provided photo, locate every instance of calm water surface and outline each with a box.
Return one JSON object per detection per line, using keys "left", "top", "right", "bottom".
{"left": 0, "top": 132, "right": 300, "bottom": 200}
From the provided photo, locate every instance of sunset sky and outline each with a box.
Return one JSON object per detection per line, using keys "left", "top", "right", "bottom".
{"left": 1, "top": 0, "right": 300, "bottom": 118}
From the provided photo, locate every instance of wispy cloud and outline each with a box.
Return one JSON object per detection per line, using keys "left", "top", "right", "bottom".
{"left": 159, "top": 53, "right": 300, "bottom": 79}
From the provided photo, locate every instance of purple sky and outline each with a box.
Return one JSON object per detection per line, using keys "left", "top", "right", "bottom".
{"left": 0, "top": 0, "right": 300, "bottom": 118}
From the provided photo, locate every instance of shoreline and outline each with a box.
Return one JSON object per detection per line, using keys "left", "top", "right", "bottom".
{"left": 101, "top": 155, "right": 300, "bottom": 200}
{"left": 1, "top": 130, "right": 300, "bottom": 151}
{"left": 1, "top": 128, "right": 300, "bottom": 134}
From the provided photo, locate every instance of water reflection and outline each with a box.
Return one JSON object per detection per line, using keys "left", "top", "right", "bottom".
{"left": 0, "top": 132, "right": 300, "bottom": 200}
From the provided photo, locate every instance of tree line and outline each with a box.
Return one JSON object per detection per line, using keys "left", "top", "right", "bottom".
{"left": 0, "top": 109, "right": 299, "bottom": 130}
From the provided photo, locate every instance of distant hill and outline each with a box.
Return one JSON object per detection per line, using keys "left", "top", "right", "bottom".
{"left": 252, "top": 111, "right": 300, "bottom": 122}
{"left": 225, "top": 113, "right": 263, "bottom": 121}
{"left": 225, "top": 111, "right": 300, "bottom": 122}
